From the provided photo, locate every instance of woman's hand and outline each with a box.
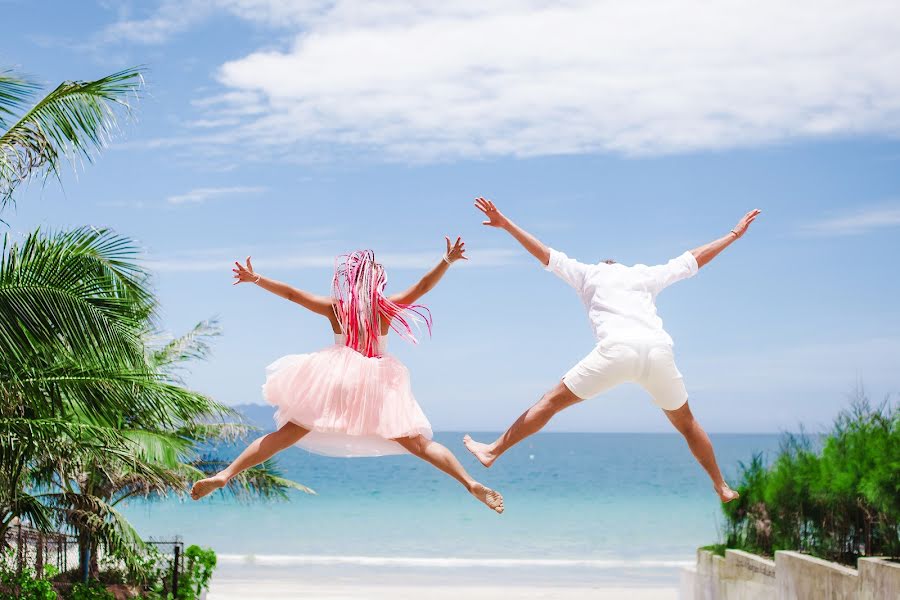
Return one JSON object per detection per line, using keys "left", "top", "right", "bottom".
{"left": 444, "top": 236, "right": 468, "bottom": 263}
{"left": 475, "top": 197, "right": 509, "bottom": 229}
{"left": 232, "top": 256, "right": 259, "bottom": 285}
{"left": 731, "top": 209, "right": 761, "bottom": 239}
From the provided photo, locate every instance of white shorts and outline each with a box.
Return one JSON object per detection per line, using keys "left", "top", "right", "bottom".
{"left": 562, "top": 341, "right": 688, "bottom": 410}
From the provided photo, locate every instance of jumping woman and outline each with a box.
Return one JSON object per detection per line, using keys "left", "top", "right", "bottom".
{"left": 191, "top": 237, "right": 504, "bottom": 514}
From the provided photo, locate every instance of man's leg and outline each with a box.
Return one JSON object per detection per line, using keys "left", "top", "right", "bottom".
{"left": 464, "top": 381, "right": 582, "bottom": 468}
{"left": 664, "top": 402, "right": 739, "bottom": 503}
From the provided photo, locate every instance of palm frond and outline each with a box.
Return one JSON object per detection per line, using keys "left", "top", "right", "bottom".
{"left": 6, "top": 364, "right": 213, "bottom": 427}
{"left": 121, "top": 429, "right": 192, "bottom": 468}
{"left": 5, "top": 491, "right": 54, "bottom": 532}
{"left": 175, "top": 421, "right": 253, "bottom": 444}
{"left": 193, "top": 457, "right": 315, "bottom": 499}
{"left": 0, "top": 418, "right": 128, "bottom": 455}
{"left": 0, "top": 228, "right": 154, "bottom": 372}
{"left": 0, "top": 71, "right": 37, "bottom": 128}
{"left": 0, "top": 66, "right": 143, "bottom": 206}
{"left": 150, "top": 318, "right": 222, "bottom": 372}
{"left": 44, "top": 492, "right": 146, "bottom": 557}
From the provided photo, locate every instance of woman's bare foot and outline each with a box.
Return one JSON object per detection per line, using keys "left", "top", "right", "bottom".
{"left": 716, "top": 483, "right": 740, "bottom": 503}
{"left": 469, "top": 482, "right": 504, "bottom": 514}
{"left": 463, "top": 435, "right": 497, "bottom": 468}
{"left": 191, "top": 474, "right": 228, "bottom": 500}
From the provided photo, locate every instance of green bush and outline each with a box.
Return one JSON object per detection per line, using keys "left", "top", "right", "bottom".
{"left": 720, "top": 391, "right": 899, "bottom": 565}
{"left": 67, "top": 580, "right": 113, "bottom": 600}
{"left": 0, "top": 550, "right": 57, "bottom": 600}
{"left": 176, "top": 546, "right": 216, "bottom": 600}
{"left": 140, "top": 545, "right": 216, "bottom": 600}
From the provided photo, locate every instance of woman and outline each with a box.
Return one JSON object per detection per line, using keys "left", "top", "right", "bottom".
{"left": 190, "top": 237, "right": 504, "bottom": 514}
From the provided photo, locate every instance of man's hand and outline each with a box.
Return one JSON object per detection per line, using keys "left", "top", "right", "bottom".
{"left": 474, "top": 196, "right": 550, "bottom": 266}
{"left": 692, "top": 209, "right": 762, "bottom": 269}
{"left": 475, "top": 197, "right": 509, "bottom": 229}
{"left": 731, "top": 209, "right": 761, "bottom": 239}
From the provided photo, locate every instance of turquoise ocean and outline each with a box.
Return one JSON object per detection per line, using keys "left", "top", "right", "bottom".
{"left": 122, "top": 428, "right": 782, "bottom": 587}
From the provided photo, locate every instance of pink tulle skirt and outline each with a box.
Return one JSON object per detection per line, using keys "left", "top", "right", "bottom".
{"left": 261, "top": 344, "right": 433, "bottom": 457}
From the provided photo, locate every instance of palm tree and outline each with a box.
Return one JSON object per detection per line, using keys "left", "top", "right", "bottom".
{"left": 1, "top": 226, "right": 162, "bottom": 541}
{"left": 44, "top": 319, "right": 313, "bottom": 578}
{"left": 0, "top": 66, "right": 309, "bottom": 582}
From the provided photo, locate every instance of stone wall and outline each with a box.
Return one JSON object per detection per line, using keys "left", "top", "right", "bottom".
{"left": 683, "top": 549, "right": 900, "bottom": 600}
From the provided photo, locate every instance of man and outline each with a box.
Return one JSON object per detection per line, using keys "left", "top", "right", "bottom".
{"left": 464, "top": 198, "right": 761, "bottom": 502}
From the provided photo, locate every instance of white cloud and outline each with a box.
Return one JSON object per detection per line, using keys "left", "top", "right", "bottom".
{"left": 205, "top": 0, "right": 900, "bottom": 161}
{"left": 145, "top": 247, "right": 521, "bottom": 272}
{"left": 803, "top": 205, "right": 900, "bottom": 236}
{"left": 99, "top": 0, "right": 900, "bottom": 161}
{"left": 166, "top": 185, "right": 267, "bottom": 205}
{"left": 96, "top": 1, "right": 213, "bottom": 45}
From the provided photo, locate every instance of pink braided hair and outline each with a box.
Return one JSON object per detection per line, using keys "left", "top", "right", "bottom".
{"left": 332, "top": 250, "right": 432, "bottom": 357}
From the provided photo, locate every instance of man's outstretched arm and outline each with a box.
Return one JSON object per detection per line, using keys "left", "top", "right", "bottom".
{"left": 691, "top": 209, "right": 761, "bottom": 269}
{"left": 474, "top": 197, "right": 550, "bottom": 265}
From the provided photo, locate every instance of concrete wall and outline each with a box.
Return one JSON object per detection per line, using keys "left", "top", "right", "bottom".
{"left": 858, "top": 557, "right": 900, "bottom": 600}
{"left": 685, "top": 549, "right": 900, "bottom": 600}
{"left": 690, "top": 549, "right": 775, "bottom": 600}
{"left": 776, "top": 551, "right": 858, "bottom": 599}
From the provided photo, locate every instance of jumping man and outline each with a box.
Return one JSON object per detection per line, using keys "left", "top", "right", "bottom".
{"left": 464, "top": 198, "right": 761, "bottom": 502}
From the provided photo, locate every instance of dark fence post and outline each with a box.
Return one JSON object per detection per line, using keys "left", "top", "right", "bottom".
{"left": 172, "top": 543, "right": 180, "bottom": 598}
{"left": 16, "top": 522, "right": 23, "bottom": 576}
{"left": 81, "top": 545, "right": 90, "bottom": 583}
{"left": 35, "top": 532, "right": 44, "bottom": 577}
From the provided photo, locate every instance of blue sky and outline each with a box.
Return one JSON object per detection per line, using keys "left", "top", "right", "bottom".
{"left": 3, "top": 0, "right": 899, "bottom": 433}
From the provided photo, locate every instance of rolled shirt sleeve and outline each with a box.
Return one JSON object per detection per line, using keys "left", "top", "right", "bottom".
{"left": 544, "top": 248, "right": 591, "bottom": 291}
{"left": 648, "top": 251, "right": 699, "bottom": 294}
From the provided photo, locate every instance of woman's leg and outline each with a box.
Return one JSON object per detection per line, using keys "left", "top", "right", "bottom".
{"left": 394, "top": 435, "right": 504, "bottom": 514}
{"left": 191, "top": 422, "right": 309, "bottom": 500}
{"left": 663, "top": 402, "right": 739, "bottom": 503}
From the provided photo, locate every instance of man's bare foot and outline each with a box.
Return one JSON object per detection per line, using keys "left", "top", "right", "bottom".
{"left": 469, "top": 482, "right": 504, "bottom": 514}
{"left": 191, "top": 474, "right": 227, "bottom": 500}
{"left": 463, "top": 434, "right": 496, "bottom": 468}
{"left": 717, "top": 483, "right": 740, "bottom": 503}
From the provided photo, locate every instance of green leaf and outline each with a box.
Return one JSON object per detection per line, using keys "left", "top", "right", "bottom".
{"left": 0, "top": 66, "right": 144, "bottom": 207}
{"left": 0, "top": 71, "right": 37, "bottom": 128}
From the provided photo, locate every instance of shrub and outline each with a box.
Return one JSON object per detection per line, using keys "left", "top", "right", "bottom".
{"left": 177, "top": 546, "right": 216, "bottom": 600}
{"left": 720, "top": 390, "right": 899, "bottom": 565}
{"left": 0, "top": 550, "right": 57, "bottom": 600}
{"left": 67, "top": 580, "right": 113, "bottom": 600}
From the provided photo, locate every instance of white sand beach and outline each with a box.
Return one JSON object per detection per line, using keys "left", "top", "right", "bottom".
{"left": 207, "top": 559, "right": 680, "bottom": 599}
{"left": 208, "top": 581, "right": 678, "bottom": 600}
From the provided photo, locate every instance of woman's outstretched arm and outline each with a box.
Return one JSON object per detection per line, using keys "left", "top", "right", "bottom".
{"left": 233, "top": 256, "right": 334, "bottom": 316}
{"left": 475, "top": 197, "right": 550, "bottom": 266}
{"left": 389, "top": 236, "right": 467, "bottom": 305}
{"left": 691, "top": 209, "right": 761, "bottom": 269}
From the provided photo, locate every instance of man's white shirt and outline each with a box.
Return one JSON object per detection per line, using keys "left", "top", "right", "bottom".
{"left": 544, "top": 248, "right": 699, "bottom": 346}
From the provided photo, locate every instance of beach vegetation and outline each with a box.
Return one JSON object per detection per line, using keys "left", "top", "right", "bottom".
{"left": 0, "top": 550, "right": 56, "bottom": 600}
{"left": 68, "top": 579, "right": 114, "bottom": 600}
{"left": 1, "top": 65, "right": 307, "bottom": 595}
{"left": 177, "top": 545, "right": 216, "bottom": 600}
{"left": 720, "top": 386, "right": 899, "bottom": 565}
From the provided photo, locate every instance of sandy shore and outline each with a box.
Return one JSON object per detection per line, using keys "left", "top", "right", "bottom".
{"left": 207, "top": 556, "right": 682, "bottom": 599}
{"left": 208, "top": 581, "right": 678, "bottom": 599}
